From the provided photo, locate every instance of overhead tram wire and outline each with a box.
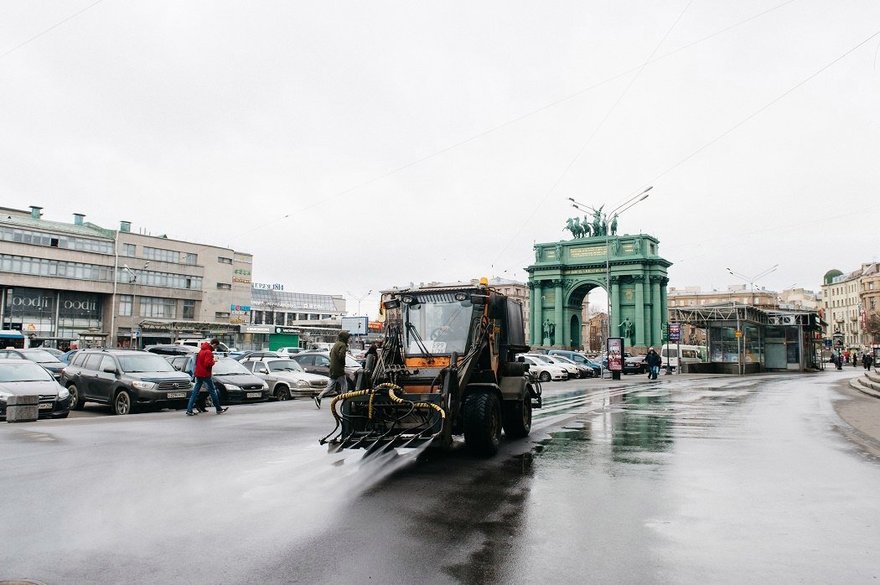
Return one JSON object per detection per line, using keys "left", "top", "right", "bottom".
{"left": 237, "top": 0, "right": 803, "bottom": 238}
{"left": 0, "top": 0, "right": 109, "bottom": 61}
{"left": 490, "top": 0, "right": 693, "bottom": 265}
{"left": 645, "top": 26, "right": 880, "bottom": 186}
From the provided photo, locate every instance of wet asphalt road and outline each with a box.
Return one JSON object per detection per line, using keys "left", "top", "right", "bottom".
{"left": 2, "top": 369, "right": 879, "bottom": 584}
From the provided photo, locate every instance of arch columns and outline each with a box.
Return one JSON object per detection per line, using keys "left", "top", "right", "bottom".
{"left": 634, "top": 275, "right": 646, "bottom": 346}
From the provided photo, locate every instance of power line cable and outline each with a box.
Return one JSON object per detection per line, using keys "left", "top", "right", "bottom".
{"left": 239, "top": 0, "right": 801, "bottom": 238}
{"left": 490, "top": 0, "right": 694, "bottom": 265}
{"left": 647, "top": 26, "right": 880, "bottom": 185}
{"left": 0, "top": 0, "right": 108, "bottom": 61}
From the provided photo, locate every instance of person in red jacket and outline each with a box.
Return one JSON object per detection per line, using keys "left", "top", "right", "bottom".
{"left": 186, "top": 339, "right": 228, "bottom": 416}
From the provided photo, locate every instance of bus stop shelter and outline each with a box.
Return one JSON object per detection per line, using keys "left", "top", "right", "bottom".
{"left": 670, "top": 302, "right": 824, "bottom": 374}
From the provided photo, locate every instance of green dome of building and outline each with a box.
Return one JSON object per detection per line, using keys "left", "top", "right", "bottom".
{"left": 823, "top": 269, "right": 843, "bottom": 285}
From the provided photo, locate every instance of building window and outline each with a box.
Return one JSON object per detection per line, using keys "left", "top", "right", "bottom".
{"left": 218, "top": 256, "right": 233, "bottom": 264}
{"left": 215, "top": 311, "right": 230, "bottom": 319}
{"left": 216, "top": 283, "right": 232, "bottom": 290}
{"left": 182, "top": 300, "right": 195, "bottom": 319}
{"left": 0, "top": 253, "right": 112, "bottom": 281}
{"left": 122, "top": 243, "right": 136, "bottom": 257}
{"left": 143, "top": 247, "right": 180, "bottom": 264}
{"left": 118, "top": 295, "right": 133, "bottom": 316}
{"left": 139, "top": 297, "right": 177, "bottom": 319}
{"left": 184, "top": 253, "right": 198, "bottom": 265}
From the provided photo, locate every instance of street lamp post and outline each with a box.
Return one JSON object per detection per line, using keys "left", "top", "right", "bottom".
{"left": 348, "top": 289, "right": 373, "bottom": 317}
{"left": 726, "top": 264, "right": 779, "bottom": 307}
{"left": 726, "top": 264, "right": 778, "bottom": 375}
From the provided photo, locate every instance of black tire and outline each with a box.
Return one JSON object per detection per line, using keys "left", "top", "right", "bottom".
{"left": 463, "top": 390, "right": 502, "bottom": 457}
{"left": 502, "top": 394, "right": 532, "bottom": 439}
{"left": 67, "top": 383, "right": 84, "bottom": 410}
{"left": 113, "top": 389, "right": 134, "bottom": 415}
{"left": 274, "top": 384, "right": 291, "bottom": 401}
{"left": 538, "top": 371, "right": 551, "bottom": 383}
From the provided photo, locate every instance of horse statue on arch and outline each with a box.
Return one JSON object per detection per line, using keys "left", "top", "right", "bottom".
{"left": 564, "top": 217, "right": 585, "bottom": 239}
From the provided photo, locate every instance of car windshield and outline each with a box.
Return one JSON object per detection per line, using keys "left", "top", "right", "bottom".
{"left": 530, "top": 355, "right": 553, "bottom": 364}
{"left": 554, "top": 356, "right": 575, "bottom": 365}
{"left": 267, "top": 360, "right": 304, "bottom": 373}
{"left": 0, "top": 361, "right": 54, "bottom": 382}
{"left": 404, "top": 293, "right": 473, "bottom": 355}
{"left": 117, "top": 354, "right": 175, "bottom": 373}
{"left": 22, "top": 349, "right": 62, "bottom": 363}
{"left": 212, "top": 358, "right": 251, "bottom": 375}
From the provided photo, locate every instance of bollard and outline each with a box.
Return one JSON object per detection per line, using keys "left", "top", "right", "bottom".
{"left": 6, "top": 395, "right": 39, "bottom": 423}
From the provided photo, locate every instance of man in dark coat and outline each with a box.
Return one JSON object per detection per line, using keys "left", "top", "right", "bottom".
{"left": 645, "top": 347, "right": 662, "bottom": 380}
{"left": 315, "top": 330, "right": 351, "bottom": 409}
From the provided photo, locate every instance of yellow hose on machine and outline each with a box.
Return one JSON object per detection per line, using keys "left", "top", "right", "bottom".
{"left": 378, "top": 382, "right": 446, "bottom": 420}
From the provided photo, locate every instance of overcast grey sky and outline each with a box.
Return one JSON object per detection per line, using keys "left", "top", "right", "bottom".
{"left": 2, "top": 1, "right": 878, "bottom": 315}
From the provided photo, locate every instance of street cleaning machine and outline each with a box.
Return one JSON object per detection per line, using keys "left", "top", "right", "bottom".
{"left": 320, "top": 279, "right": 542, "bottom": 457}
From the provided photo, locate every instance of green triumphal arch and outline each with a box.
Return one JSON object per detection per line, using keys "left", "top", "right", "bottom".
{"left": 525, "top": 228, "right": 671, "bottom": 351}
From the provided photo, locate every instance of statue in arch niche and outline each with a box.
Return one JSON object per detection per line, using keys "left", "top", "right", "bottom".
{"left": 619, "top": 317, "right": 634, "bottom": 345}
{"left": 542, "top": 319, "right": 556, "bottom": 346}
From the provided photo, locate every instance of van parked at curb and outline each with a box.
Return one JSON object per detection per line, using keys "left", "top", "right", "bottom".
{"left": 660, "top": 344, "right": 707, "bottom": 371}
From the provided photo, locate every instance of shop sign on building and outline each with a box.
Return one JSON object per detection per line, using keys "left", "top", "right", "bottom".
{"left": 252, "top": 283, "right": 284, "bottom": 291}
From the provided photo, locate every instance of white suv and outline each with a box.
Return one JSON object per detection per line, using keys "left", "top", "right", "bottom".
{"left": 517, "top": 355, "right": 568, "bottom": 382}
{"left": 275, "top": 347, "right": 303, "bottom": 356}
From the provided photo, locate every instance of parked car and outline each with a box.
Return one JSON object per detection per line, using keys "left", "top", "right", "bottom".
{"left": 145, "top": 344, "right": 198, "bottom": 356}
{"left": 624, "top": 353, "right": 647, "bottom": 374}
{"left": 547, "top": 349, "right": 605, "bottom": 377}
{"left": 240, "top": 358, "right": 330, "bottom": 400}
{"left": 275, "top": 347, "right": 303, "bottom": 356}
{"left": 175, "top": 339, "right": 233, "bottom": 352}
{"left": 60, "top": 349, "right": 80, "bottom": 364}
{"left": 41, "top": 348, "right": 65, "bottom": 359}
{"left": 230, "top": 350, "right": 279, "bottom": 362}
{"left": 526, "top": 353, "right": 582, "bottom": 379}
{"left": 287, "top": 351, "right": 363, "bottom": 384}
{"left": 167, "top": 355, "right": 270, "bottom": 404}
{"left": 0, "top": 358, "right": 71, "bottom": 420}
{"left": 546, "top": 354, "right": 594, "bottom": 378}
{"left": 516, "top": 354, "right": 568, "bottom": 382}
{"left": 0, "top": 348, "right": 67, "bottom": 380}
{"left": 60, "top": 349, "right": 193, "bottom": 415}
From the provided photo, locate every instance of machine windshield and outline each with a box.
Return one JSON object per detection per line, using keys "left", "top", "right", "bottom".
{"left": 404, "top": 293, "right": 473, "bottom": 355}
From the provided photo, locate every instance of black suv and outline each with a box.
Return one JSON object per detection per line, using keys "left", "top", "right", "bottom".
{"left": 60, "top": 349, "right": 193, "bottom": 415}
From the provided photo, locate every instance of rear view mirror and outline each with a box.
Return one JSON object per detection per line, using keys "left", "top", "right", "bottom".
{"left": 102, "top": 367, "right": 117, "bottom": 374}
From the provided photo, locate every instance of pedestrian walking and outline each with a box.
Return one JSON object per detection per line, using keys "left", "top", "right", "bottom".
{"left": 314, "top": 330, "right": 351, "bottom": 409}
{"left": 645, "top": 347, "right": 662, "bottom": 380}
{"left": 186, "top": 339, "right": 228, "bottom": 416}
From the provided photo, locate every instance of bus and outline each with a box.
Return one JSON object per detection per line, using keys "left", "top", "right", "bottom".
{"left": 661, "top": 344, "right": 707, "bottom": 371}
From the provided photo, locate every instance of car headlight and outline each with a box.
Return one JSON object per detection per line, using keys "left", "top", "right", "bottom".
{"left": 57, "top": 387, "right": 70, "bottom": 401}
{"left": 295, "top": 380, "right": 310, "bottom": 388}
{"left": 261, "top": 382, "right": 269, "bottom": 390}
{"left": 131, "top": 380, "right": 157, "bottom": 391}
{"left": 225, "top": 384, "right": 241, "bottom": 391}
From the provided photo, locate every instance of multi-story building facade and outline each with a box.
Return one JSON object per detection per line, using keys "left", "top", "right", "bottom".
{"left": 242, "top": 284, "right": 347, "bottom": 349}
{"left": 822, "top": 264, "right": 880, "bottom": 350}
{"left": 0, "top": 205, "right": 252, "bottom": 348}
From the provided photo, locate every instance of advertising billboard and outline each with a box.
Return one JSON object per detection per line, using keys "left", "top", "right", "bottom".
{"left": 341, "top": 316, "right": 368, "bottom": 336}
{"left": 607, "top": 337, "right": 623, "bottom": 372}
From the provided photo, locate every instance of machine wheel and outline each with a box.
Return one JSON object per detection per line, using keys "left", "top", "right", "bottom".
{"left": 67, "top": 384, "right": 84, "bottom": 410}
{"left": 113, "top": 390, "right": 133, "bottom": 415}
{"left": 274, "top": 384, "right": 291, "bottom": 401}
{"left": 502, "top": 394, "right": 532, "bottom": 439}
{"left": 538, "top": 371, "right": 551, "bottom": 383}
{"left": 463, "top": 390, "right": 502, "bottom": 457}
